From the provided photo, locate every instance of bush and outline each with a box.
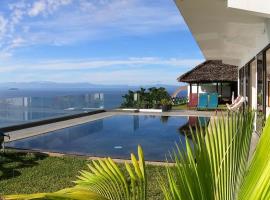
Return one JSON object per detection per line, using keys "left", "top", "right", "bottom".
{"left": 121, "top": 87, "right": 171, "bottom": 108}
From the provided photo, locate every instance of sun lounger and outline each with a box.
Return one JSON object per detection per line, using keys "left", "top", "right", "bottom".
{"left": 208, "top": 93, "right": 218, "bottom": 110}
{"left": 226, "top": 96, "right": 245, "bottom": 112}
{"left": 197, "top": 93, "right": 208, "bottom": 110}
{"left": 0, "top": 132, "right": 10, "bottom": 152}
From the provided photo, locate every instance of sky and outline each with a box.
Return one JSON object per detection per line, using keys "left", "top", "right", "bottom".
{"left": 0, "top": 0, "right": 204, "bottom": 85}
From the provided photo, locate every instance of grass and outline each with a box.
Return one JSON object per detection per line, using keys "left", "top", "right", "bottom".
{"left": 172, "top": 103, "right": 228, "bottom": 111}
{"left": 172, "top": 103, "right": 188, "bottom": 110}
{"left": 0, "top": 151, "right": 167, "bottom": 200}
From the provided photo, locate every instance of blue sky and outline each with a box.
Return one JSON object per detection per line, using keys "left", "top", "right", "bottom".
{"left": 0, "top": 0, "right": 204, "bottom": 85}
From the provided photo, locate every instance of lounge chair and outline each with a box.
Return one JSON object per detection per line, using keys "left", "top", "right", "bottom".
{"left": 0, "top": 132, "right": 10, "bottom": 152}
{"left": 208, "top": 93, "right": 218, "bottom": 110}
{"left": 197, "top": 93, "right": 208, "bottom": 110}
{"left": 231, "top": 96, "right": 241, "bottom": 106}
{"left": 226, "top": 96, "right": 245, "bottom": 112}
{"left": 188, "top": 93, "right": 198, "bottom": 108}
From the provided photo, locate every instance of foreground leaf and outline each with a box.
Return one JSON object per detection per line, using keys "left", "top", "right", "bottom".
{"left": 4, "top": 187, "right": 107, "bottom": 200}
{"left": 238, "top": 115, "right": 270, "bottom": 200}
{"left": 161, "top": 112, "right": 255, "bottom": 200}
{"left": 4, "top": 146, "right": 146, "bottom": 200}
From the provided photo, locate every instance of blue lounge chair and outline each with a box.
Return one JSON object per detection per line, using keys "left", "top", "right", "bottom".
{"left": 197, "top": 93, "right": 208, "bottom": 110}
{"left": 208, "top": 93, "right": 218, "bottom": 109}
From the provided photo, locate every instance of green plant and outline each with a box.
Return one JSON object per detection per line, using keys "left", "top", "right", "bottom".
{"left": 4, "top": 146, "right": 146, "bottom": 200}
{"left": 161, "top": 111, "right": 270, "bottom": 200}
{"left": 121, "top": 87, "right": 171, "bottom": 109}
{"left": 160, "top": 99, "right": 170, "bottom": 106}
{"left": 6, "top": 112, "right": 270, "bottom": 200}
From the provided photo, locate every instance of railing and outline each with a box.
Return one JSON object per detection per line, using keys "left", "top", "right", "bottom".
{"left": 0, "top": 93, "right": 107, "bottom": 128}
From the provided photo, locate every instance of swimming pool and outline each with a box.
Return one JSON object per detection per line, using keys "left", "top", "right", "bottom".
{"left": 7, "top": 115, "right": 209, "bottom": 161}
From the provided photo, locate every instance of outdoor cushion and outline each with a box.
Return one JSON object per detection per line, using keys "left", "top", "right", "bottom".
{"left": 208, "top": 93, "right": 218, "bottom": 109}
{"left": 188, "top": 93, "right": 198, "bottom": 107}
{"left": 197, "top": 93, "right": 208, "bottom": 110}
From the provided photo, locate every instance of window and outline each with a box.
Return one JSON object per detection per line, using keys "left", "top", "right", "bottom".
{"left": 257, "top": 53, "right": 265, "bottom": 113}
{"left": 239, "top": 67, "right": 245, "bottom": 96}
{"left": 245, "top": 64, "right": 250, "bottom": 106}
{"left": 266, "top": 49, "right": 270, "bottom": 107}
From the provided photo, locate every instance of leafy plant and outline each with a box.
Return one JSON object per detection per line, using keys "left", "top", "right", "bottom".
{"left": 4, "top": 146, "right": 146, "bottom": 200}
{"left": 160, "top": 99, "right": 171, "bottom": 106}
{"left": 161, "top": 111, "right": 270, "bottom": 200}
{"left": 5, "top": 112, "right": 270, "bottom": 200}
{"left": 121, "top": 87, "right": 171, "bottom": 108}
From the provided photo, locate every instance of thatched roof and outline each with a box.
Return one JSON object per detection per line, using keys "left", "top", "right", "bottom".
{"left": 177, "top": 60, "right": 238, "bottom": 83}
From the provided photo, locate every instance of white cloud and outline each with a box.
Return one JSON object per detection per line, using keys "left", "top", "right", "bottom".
{"left": 0, "top": 57, "right": 203, "bottom": 84}
{"left": 28, "top": 1, "right": 46, "bottom": 16}
{"left": 0, "top": 0, "right": 185, "bottom": 58}
{"left": 28, "top": 0, "right": 72, "bottom": 17}
{"left": 0, "top": 15, "right": 7, "bottom": 38}
{"left": 4, "top": 57, "right": 202, "bottom": 71}
{"left": 0, "top": 0, "right": 74, "bottom": 57}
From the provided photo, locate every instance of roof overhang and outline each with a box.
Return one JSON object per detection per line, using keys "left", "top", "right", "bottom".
{"left": 175, "top": 0, "right": 270, "bottom": 67}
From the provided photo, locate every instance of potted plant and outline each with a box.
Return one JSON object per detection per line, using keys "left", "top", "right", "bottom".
{"left": 160, "top": 98, "right": 171, "bottom": 112}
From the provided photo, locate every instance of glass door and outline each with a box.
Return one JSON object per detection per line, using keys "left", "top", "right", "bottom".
{"left": 265, "top": 49, "right": 270, "bottom": 115}
{"left": 245, "top": 64, "right": 250, "bottom": 107}
{"left": 257, "top": 53, "right": 265, "bottom": 114}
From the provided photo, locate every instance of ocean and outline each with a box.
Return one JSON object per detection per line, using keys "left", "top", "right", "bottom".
{"left": 0, "top": 87, "right": 186, "bottom": 128}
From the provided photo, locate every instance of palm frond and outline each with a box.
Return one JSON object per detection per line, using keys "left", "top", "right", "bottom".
{"left": 3, "top": 187, "right": 108, "bottom": 200}
{"left": 161, "top": 112, "right": 255, "bottom": 200}
{"left": 75, "top": 145, "right": 146, "bottom": 200}
{"left": 4, "top": 145, "right": 146, "bottom": 200}
{"left": 238, "top": 115, "right": 270, "bottom": 200}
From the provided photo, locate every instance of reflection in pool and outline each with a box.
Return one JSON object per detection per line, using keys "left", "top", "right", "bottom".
{"left": 7, "top": 115, "right": 210, "bottom": 161}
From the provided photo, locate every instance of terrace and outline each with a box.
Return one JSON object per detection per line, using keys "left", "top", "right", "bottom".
{"left": 3, "top": 0, "right": 270, "bottom": 199}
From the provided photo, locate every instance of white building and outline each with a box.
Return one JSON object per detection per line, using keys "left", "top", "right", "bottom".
{"left": 175, "top": 0, "right": 270, "bottom": 117}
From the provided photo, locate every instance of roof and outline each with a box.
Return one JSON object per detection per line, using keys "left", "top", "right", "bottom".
{"left": 177, "top": 60, "right": 238, "bottom": 83}
{"left": 175, "top": 0, "right": 267, "bottom": 66}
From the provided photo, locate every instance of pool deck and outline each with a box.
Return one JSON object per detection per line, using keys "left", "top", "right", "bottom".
{"left": 6, "top": 109, "right": 218, "bottom": 142}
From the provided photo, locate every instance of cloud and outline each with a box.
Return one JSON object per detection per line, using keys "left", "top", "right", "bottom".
{"left": 3, "top": 57, "right": 202, "bottom": 71}
{"left": 0, "top": 0, "right": 185, "bottom": 57}
{"left": 0, "top": 57, "right": 204, "bottom": 84}
{"left": 0, "top": 0, "right": 74, "bottom": 57}
{"left": 28, "top": 1, "right": 46, "bottom": 16}
{"left": 28, "top": 0, "right": 72, "bottom": 16}
{"left": 0, "top": 15, "right": 8, "bottom": 38}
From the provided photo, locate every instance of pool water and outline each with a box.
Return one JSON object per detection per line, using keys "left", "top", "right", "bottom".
{"left": 7, "top": 115, "right": 209, "bottom": 161}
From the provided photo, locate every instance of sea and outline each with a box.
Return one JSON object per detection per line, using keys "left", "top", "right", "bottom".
{"left": 0, "top": 87, "right": 187, "bottom": 128}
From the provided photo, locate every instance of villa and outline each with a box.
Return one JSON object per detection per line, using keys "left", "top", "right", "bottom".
{"left": 175, "top": 0, "right": 270, "bottom": 119}
{"left": 177, "top": 60, "right": 238, "bottom": 104}
{"left": 3, "top": 1, "right": 270, "bottom": 199}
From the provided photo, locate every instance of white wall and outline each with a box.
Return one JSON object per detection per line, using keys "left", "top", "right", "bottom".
{"left": 228, "top": 0, "right": 270, "bottom": 17}
{"left": 187, "top": 84, "right": 232, "bottom": 101}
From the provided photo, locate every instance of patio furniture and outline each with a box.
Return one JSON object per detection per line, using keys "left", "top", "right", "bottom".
{"left": 226, "top": 96, "right": 245, "bottom": 112}
{"left": 188, "top": 93, "right": 198, "bottom": 108}
{"left": 208, "top": 93, "right": 218, "bottom": 110}
{"left": 0, "top": 132, "right": 10, "bottom": 152}
{"left": 197, "top": 93, "right": 208, "bottom": 110}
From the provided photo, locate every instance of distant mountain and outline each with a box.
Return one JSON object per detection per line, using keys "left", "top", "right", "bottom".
{"left": 0, "top": 82, "right": 128, "bottom": 89}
